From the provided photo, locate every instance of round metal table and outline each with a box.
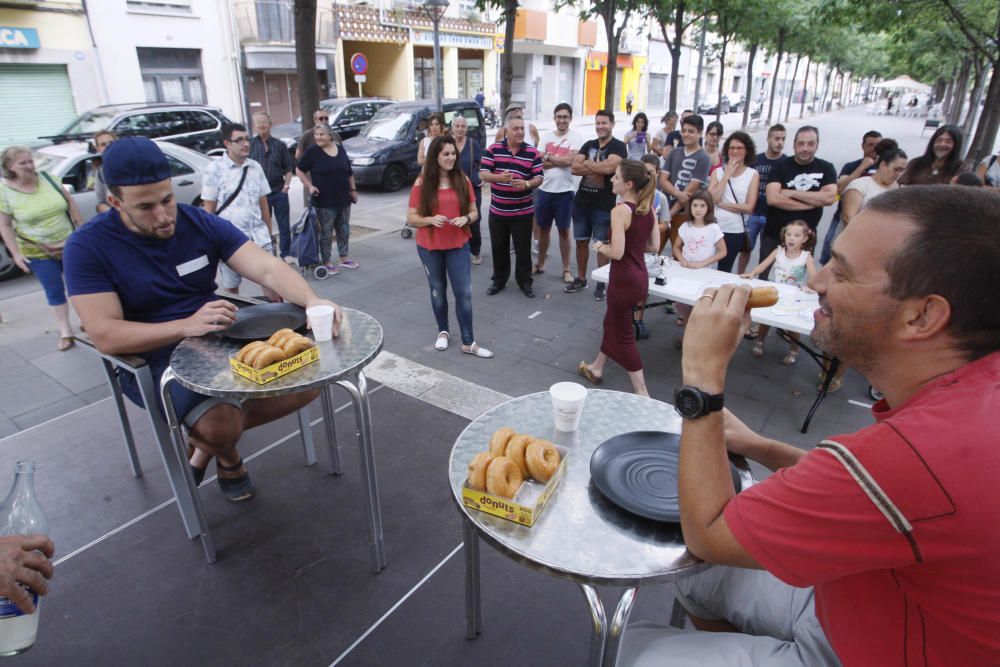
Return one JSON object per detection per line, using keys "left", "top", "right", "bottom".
{"left": 159, "top": 307, "right": 386, "bottom": 569}
{"left": 448, "top": 389, "right": 753, "bottom": 667}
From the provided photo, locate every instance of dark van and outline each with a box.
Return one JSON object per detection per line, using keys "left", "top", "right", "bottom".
{"left": 343, "top": 99, "right": 485, "bottom": 192}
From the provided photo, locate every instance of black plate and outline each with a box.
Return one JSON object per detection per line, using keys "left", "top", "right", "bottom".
{"left": 223, "top": 303, "right": 307, "bottom": 341}
{"left": 589, "top": 431, "right": 743, "bottom": 523}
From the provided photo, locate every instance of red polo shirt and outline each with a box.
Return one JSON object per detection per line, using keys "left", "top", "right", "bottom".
{"left": 725, "top": 351, "right": 1000, "bottom": 665}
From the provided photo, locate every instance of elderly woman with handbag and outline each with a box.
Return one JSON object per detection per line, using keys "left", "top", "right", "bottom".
{"left": 0, "top": 145, "right": 84, "bottom": 350}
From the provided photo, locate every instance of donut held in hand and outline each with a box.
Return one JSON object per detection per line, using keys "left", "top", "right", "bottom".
{"left": 747, "top": 286, "right": 779, "bottom": 309}
{"left": 486, "top": 456, "right": 523, "bottom": 499}
{"left": 525, "top": 439, "right": 560, "bottom": 483}
{"left": 467, "top": 452, "right": 494, "bottom": 492}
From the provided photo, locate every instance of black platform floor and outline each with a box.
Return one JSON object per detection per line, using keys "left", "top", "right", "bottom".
{"left": 3, "top": 385, "right": 679, "bottom": 666}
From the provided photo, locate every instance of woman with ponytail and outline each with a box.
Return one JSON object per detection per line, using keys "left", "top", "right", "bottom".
{"left": 578, "top": 159, "right": 659, "bottom": 396}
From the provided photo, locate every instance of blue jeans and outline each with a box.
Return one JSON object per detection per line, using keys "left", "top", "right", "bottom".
{"left": 315, "top": 206, "right": 349, "bottom": 263}
{"left": 717, "top": 232, "right": 745, "bottom": 274}
{"left": 27, "top": 257, "right": 67, "bottom": 306}
{"left": 819, "top": 213, "right": 841, "bottom": 265}
{"left": 572, "top": 204, "right": 611, "bottom": 242}
{"left": 745, "top": 214, "right": 767, "bottom": 251}
{"left": 267, "top": 190, "right": 291, "bottom": 257}
{"left": 417, "top": 243, "right": 475, "bottom": 346}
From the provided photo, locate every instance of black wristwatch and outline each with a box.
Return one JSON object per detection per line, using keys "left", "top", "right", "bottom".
{"left": 673, "top": 386, "right": 724, "bottom": 419}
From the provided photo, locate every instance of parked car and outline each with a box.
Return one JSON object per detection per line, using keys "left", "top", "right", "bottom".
{"left": 343, "top": 99, "right": 486, "bottom": 192}
{"left": 724, "top": 92, "right": 746, "bottom": 112}
{"left": 697, "top": 96, "right": 731, "bottom": 115}
{"left": 271, "top": 98, "right": 393, "bottom": 150}
{"left": 43, "top": 103, "right": 233, "bottom": 156}
{"left": 0, "top": 140, "right": 210, "bottom": 282}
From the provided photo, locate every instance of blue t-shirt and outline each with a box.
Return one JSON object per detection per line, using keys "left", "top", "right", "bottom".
{"left": 64, "top": 204, "right": 248, "bottom": 363}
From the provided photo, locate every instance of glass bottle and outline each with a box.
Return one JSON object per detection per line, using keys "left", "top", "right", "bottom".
{"left": 0, "top": 461, "right": 48, "bottom": 656}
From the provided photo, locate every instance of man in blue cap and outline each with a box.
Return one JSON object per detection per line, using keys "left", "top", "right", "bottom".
{"left": 63, "top": 137, "right": 341, "bottom": 502}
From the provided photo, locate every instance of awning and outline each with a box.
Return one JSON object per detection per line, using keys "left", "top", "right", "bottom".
{"left": 872, "top": 75, "right": 931, "bottom": 92}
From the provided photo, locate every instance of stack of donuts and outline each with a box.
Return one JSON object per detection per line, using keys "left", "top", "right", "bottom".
{"left": 234, "top": 328, "right": 315, "bottom": 370}
{"left": 466, "top": 427, "right": 562, "bottom": 499}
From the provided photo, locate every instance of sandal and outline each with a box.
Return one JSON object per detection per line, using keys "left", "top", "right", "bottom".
{"left": 819, "top": 378, "right": 843, "bottom": 393}
{"left": 752, "top": 341, "right": 765, "bottom": 358}
{"left": 472, "top": 255, "right": 482, "bottom": 265}
{"left": 462, "top": 342, "right": 494, "bottom": 358}
{"left": 187, "top": 444, "right": 207, "bottom": 486}
{"left": 578, "top": 361, "right": 602, "bottom": 385}
{"left": 434, "top": 331, "right": 449, "bottom": 351}
{"left": 675, "top": 317, "right": 685, "bottom": 327}
{"left": 562, "top": 270, "right": 574, "bottom": 284}
{"left": 532, "top": 264, "right": 545, "bottom": 274}
{"left": 217, "top": 459, "right": 255, "bottom": 502}
{"left": 58, "top": 336, "right": 75, "bottom": 352}
{"left": 782, "top": 349, "right": 799, "bottom": 366}
{"left": 743, "top": 327, "right": 759, "bottom": 340}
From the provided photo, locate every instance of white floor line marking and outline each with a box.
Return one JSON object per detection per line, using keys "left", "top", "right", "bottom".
{"left": 52, "top": 387, "right": 383, "bottom": 566}
{"left": 0, "top": 396, "right": 112, "bottom": 444}
{"left": 528, "top": 310, "right": 541, "bottom": 319}
{"left": 848, "top": 399, "right": 873, "bottom": 409}
{"left": 329, "top": 542, "right": 464, "bottom": 667}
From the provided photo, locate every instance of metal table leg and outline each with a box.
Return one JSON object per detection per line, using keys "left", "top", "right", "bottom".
{"left": 297, "top": 405, "right": 317, "bottom": 466}
{"left": 605, "top": 587, "right": 638, "bottom": 667}
{"left": 775, "top": 330, "right": 840, "bottom": 433}
{"left": 101, "top": 359, "right": 142, "bottom": 478}
{"left": 581, "top": 584, "right": 608, "bottom": 667}
{"left": 337, "top": 370, "right": 386, "bottom": 573}
{"left": 159, "top": 369, "right": 216, "bottom": 564}
{"left": 463, "top": 519, "right": 481, "bottom": 639}
{"left": 136, "top": 366, "right": 200, "bottom": 539}
{"left": 321, "top": 384, "right": 343, "bottom": 475}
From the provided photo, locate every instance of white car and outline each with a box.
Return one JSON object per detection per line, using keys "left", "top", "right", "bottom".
{"left": 0, "top": 141, "right": 210, "bottom": 281}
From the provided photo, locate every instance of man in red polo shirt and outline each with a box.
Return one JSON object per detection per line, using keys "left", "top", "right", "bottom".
{"left": 621, "top": 186, "right": 1000, "bottom": 665}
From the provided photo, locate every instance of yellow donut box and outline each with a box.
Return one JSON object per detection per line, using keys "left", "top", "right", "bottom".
{"left": 462, "top": 445, "right": 568, "bottom": 527}
{"left": 230, "top": 345, "right": 320, "bottom": 384}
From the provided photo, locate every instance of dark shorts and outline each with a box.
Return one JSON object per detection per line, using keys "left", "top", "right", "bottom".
{"left": 118, "top": 354, "right": 240, "bottom": 431}
{"left": 572, "top": 203, "right": 611, "bottom": 242}
{"left": 535, "top": 190, "right": 574, "bottom": 231}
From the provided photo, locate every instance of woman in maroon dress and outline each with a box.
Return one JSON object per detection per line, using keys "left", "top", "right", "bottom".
{"left": 579, "top": 159, "right": 659, "bottom": 395}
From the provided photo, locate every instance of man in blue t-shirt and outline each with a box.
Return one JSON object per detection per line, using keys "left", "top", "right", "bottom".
{"left": 64, "top": 137, "right": 341, "bottom": 502}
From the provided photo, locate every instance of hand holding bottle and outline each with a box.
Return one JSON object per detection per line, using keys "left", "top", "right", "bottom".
{"left": 0, "top": 536, "right": 53, "bottom": 614}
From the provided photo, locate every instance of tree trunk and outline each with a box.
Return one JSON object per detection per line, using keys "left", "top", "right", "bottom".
{"left": 948, "top": 57, "right": 971, "bottom": 125}
{"left": 820, "top": 67, "right": 833, "bottom": 113}
{"left": 741, "top": 42, "right": 757, "bottom": 129}
{"left": 765, "top": 29, "right": 785, "bottom": 124}
{"left": 961, "top": 58, "right": 988, "bottom": 142}
{"left": 602, "top": 3, "right": 620, "bottom": 113}
{"left": 783, "top": 53, "right": 800, "bottom": 121}
{"left": 812, "top": 60, "right": 820, "bottom": 112}
{"left": 500, "top": 0, "right": 517, "bottom": 112}
{"left": 966, "top": 62, "right": 1000, "bottom": 164}
{"left": 715, "top": 37, "right": 728, "bottom": 122}
{"left": 294, "top": 0, "right": 319, "bottom": 132}
{"left": 798, "top": 59, "right": 810, "bottom": 118}
{"left": 941, "top": 66, "right": 957, "bottom": 120}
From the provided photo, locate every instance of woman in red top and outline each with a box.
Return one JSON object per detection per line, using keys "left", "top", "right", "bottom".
{"left": 578, "top": 159, "right": 659, "bottom": 395}
{"left": 406, "top": 136, "right": 493, "bottom": 358}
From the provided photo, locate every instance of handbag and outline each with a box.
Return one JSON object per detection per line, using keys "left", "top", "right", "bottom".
{"left": 727, "top": 178, "right": 752, "bottom": 253}
{"left": 14, "top": 172, "right": 76, "bottom": 261}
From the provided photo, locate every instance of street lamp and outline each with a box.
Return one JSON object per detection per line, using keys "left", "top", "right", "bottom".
{"left": 421, "top": 0, "right": 449, "bottom": 112}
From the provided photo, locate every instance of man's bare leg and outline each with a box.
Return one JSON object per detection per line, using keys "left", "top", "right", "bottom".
{"left": 558, "top": 228, "right": 572, "bottom": 275}
{"left": 689, "top": 614, "right": 740, "bottom": 633}
{"left": 575, "top": 239, "right": 590, "bottom": 281}
{"left": 536, "top": 224, "right": 551, "bottom": 271}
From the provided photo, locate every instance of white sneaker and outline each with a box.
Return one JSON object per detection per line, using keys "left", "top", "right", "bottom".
{"left": 434, "top": 332, "right": 449, "bottom": 351}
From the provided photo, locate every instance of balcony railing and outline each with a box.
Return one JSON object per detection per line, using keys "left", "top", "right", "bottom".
{"left": 233, "top": 0, "right": 336, "bottom": 47}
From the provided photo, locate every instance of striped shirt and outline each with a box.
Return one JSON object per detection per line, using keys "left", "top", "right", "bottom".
{"left": 481, "top": 140, "right": 543, "bottom": 217}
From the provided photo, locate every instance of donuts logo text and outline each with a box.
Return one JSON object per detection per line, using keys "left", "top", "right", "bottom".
{"left": 480, "top": 495, "right": 517, "bottom": 514}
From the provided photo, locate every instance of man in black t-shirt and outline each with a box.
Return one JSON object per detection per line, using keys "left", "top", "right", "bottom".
{"left": 565, "top": 109, "right": 627, "bottom": 300}
{"left": 762, "top": 126, "right": 837, "bottom": 279}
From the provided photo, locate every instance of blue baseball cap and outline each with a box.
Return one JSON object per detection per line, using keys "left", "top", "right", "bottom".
{"left": 102, "top": 136, "right": 172, "bottom": 187}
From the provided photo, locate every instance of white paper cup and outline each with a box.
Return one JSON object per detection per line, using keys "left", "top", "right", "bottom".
{"left": 550, "top": 382, "right": 587, "bottom": 432}
{"left": 307, "top": 305, "right": 335, "bottom": 342}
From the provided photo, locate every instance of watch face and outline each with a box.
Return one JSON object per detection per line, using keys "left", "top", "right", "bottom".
{"left": 674, "top": 388, "right": 704, "bottom": 417}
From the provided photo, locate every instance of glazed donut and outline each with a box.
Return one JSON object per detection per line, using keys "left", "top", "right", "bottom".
{"left": 236, "top": 341, "right": 266, "bottom": 364}
{"left": 485, "top": 456, "right": 523, "bottom": 499}
{"left": 252, "top": 345, "right": 285, "bottom": 369}
{"left": 504, "top": 434, "right": 533, "bottom": 478}
{"left": 467, "top": 452, "right": 494, "bottom": 491}
{"left": 243, "top": 344, "right": 268, "bottom": 367}
{"left": 747, "top": 286, "right": 779, "bottom": 309}
{"left": 525, "top": 439, "right": 560, "bottom": 483}
{"left": 280, "top": 334, "right": 314, "bottom": 357}
{"left": 488, "top": 427, "right": 517, "bottom": 457}
{"left": 267, "top": 328, "right": 296, "bottom": 346}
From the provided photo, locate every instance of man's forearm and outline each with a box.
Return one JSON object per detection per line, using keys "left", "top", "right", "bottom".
{"left": 283, "top": 171, "right": 293, "bottom": 188}
{"left": 745, "top": 437, "right": 805, "bottom": 471}
{"left": 788, "top": 189, "right": 835, "bottom": 207}
{"left": 257, "top": 259, "right": 318, "bottom": 307}
{"left": 84, "top": 317, "right": 186, "bottom": 357}
{"left": 679, "top": 409, "right": 738, "bottom": 559}
{"left": 770, "top": 191, "right": 813, "bottom": 210}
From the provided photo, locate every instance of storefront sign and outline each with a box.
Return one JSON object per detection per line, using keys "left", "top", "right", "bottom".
{"left": 0, "top": 27, "right": 40, "bottom": 49}
{"left": 413, "top": 31, "right": 493, "bottom": 50}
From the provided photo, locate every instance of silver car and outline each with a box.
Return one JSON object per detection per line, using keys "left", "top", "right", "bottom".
{"left": 0, "top": 141, "right": 210, "bottom": 281}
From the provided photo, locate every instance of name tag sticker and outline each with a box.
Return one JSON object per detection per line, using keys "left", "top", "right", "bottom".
{"left": 176, "top": 255, "right": 209, "bottom": 276}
